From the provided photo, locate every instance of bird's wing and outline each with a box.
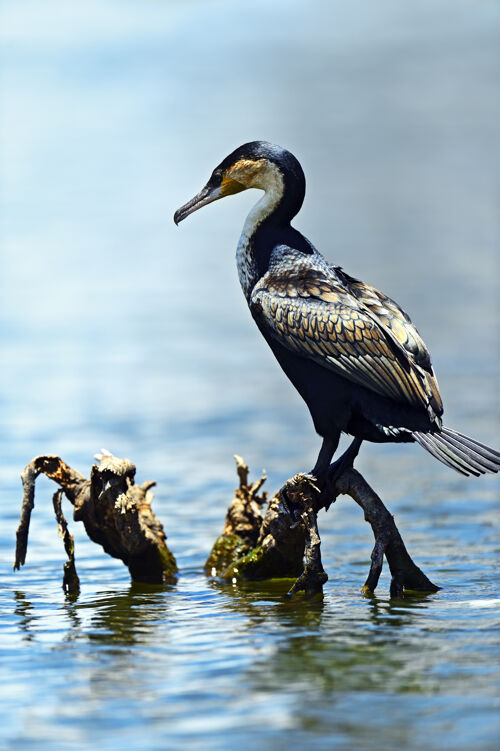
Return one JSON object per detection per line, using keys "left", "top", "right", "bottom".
{"left": 251, "top": 261, "right": 442, "bottom": 420}
{"left": 336, "top": 269, "right": 443, "bottom": 415}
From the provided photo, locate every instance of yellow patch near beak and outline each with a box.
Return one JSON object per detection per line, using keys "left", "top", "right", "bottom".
{"left": 220, "top": 176, "right": 246, "bottom": 196}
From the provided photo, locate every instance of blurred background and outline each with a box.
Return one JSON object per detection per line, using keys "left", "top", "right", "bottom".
{"left": 0, "top": 1, "right": 499, "bottom": 750}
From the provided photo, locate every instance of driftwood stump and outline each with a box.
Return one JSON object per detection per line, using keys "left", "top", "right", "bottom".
{"left": 14, "top": 451, "right": 177, "bottom": 591}
{"left": 205, "top": 456, "right": 306, "bottom": 582}
{"left": 14, "top": 448, "right": 438, "bottom": 600}
{"left": 206, "top": 458, "right": 439, "bottom": 598}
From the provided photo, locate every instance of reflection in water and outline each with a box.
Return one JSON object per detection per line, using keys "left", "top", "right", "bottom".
{"left": 13, "top": 591, "right": 37, "bottom": 643}
{"left": 6, "top": 571, "right": 500, "bottom": 751}
{"left": 366, "top": 592, "right": 439, "bottom": 630}
{"left": 208, "top": 577, "right": 326, "bottom": 631}
{"left": 210, "top": 578, "right": 442, "bottom": 694}
{"left": 12, "top": 583, "right": 173, "bottom": 649}
{"left": 82, "top": 583, "right": 173, "bottom": 646}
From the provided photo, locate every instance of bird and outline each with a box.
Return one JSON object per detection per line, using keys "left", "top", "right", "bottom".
{"left": 174, "top": 141, "right": 500, "bottom": 492}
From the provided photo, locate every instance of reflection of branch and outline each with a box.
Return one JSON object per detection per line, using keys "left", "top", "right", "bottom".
{"left": 14, "top": 452, "right": 177, "bottom": 587}
{"left": 207, "top": 458, "right": 439, "bottom": 598}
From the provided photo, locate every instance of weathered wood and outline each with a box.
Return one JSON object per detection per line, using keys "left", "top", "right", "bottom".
{"left": 52, "top": 489, "right": 80, "bottom": 596}
{"left": 205, "top": 456, "right": 305, "bottom": 580}
{"left": 15, "top": 447, "right": 438, "bottom": 598}
{"left": 14, "top": 451, "right": 177, "bottom": 586}
{"left": 207, "top": 458, "right": 439, "bottom": 598}
{"left": 329, "top": 468, "right": 439, "bottom": 595}
{"left": 284, "top": 475, "right": 328, "bottom": 597}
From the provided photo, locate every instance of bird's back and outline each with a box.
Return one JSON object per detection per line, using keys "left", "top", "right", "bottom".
{"left": 250, "top": 241, "right": 443, "bottom": 440}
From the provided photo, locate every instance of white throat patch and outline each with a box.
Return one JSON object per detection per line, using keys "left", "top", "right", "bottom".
{"left": 235, "top": 162, "right": 284, "bottom": 299}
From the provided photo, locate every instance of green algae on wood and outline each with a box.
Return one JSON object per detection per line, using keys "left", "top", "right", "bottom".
{"left": 205, "top": 456, "right": 305, "bottom": 581}
{"left": 204, "top": 455, "right": 267, "bottom": 577}
{"left": 208, "top": 456, "right": 439, "bottom": 598}
{"left": 205, "top": 534, "right": 252, "bottom": 577}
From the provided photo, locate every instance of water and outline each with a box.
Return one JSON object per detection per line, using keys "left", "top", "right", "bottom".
{"left": 1, "top": 0, "right": 499, "bottom": 749}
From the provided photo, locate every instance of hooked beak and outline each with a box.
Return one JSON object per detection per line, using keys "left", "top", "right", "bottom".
{"left": 174, "top": 178, "right": 246, "bottom": 225}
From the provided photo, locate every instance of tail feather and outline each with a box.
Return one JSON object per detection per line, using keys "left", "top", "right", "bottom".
{"left": 442, "top": 428, "right": 500, "bottom": 462}
{"left": 413, "top": 426, "right": 500, "bottom": 477}
{"left": 433, "top": 434, "right": 492, "bottom": 474}
{"left": 435, "top": 431, "right": 499, "bottom": 473}
{"left": 413, "top": 432, "right": 478, "bottom": 476}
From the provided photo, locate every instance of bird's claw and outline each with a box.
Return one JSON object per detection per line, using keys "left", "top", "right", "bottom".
{"left": 281, "top": 473, "right": 320, "bottom": 527}
{"left": 293, "top": 472, "right": 320, "bottom": 494}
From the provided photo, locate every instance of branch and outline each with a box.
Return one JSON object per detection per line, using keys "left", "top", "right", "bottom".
{"left": 53, "top": 489, "right": 80, "bottom": 596}
{"left": 328, "top": 468, "right": 439, "bottom": 595}
{"left": 15, "top": 456, "right": 86, "bottom": 570}
{"left": 14, "top": 451, "right": 177, "bottom": 586}
{"left": 205, "top": 456, "right": 305, "bottom": 580}
{"left": 207, "top": 457, "right": 439, "bottom": 598}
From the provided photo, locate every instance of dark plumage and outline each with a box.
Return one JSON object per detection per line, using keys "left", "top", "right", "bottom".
{"left": 174, "top": 141, "right": 500, "bottom": 482}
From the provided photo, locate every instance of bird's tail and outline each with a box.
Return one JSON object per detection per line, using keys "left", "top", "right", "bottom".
{"left": 412, "top": 426, "right": 500, "bottom": 477}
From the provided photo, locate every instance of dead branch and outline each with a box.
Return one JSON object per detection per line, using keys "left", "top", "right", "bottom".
{"left": 283, "top": 474, "right": 328, "bottom": 597}
{"left": 328, "top": 468, "right": 439, "bottom": 596}
{"left": 205, "top": 455, "right": 272, "bottom": 577}
{"left": 53, "top": 489, "right": 80, "bottom": 596}
{"left": 208, "top": 457, "right": 439, "bottom": 598}
{"left": 206, "top": 458, "right": 306, "bottom": 582}
{"left": 14, "top": 451, "right": 177, "bottom": 586}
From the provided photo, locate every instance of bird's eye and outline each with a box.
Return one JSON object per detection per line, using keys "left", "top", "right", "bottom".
{"left": 211, "top": 172, "right": 223, "bottom": 186}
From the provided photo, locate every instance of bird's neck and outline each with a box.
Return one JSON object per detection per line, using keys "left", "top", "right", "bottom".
{"left": 236, "top": 164, "right": 305, "bottom": 300}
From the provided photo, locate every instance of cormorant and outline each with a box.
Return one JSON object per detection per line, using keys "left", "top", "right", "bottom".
{"left": 174, "top": 141, "right": 500, "bottom": 488}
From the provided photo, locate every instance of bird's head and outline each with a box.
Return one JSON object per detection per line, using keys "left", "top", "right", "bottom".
{"left": 173, "top": 141, "right": 304, "bottom": 225}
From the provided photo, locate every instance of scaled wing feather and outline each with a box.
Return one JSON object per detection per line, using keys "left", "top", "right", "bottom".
{"left": 251, "top": 261, "right": 442, "bottom": 422}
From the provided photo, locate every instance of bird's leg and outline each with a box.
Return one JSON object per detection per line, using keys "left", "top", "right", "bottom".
{"left": 281, "top": 436, "right": 338, "bottom": 518}
{"left": 311, "top": 436, "right": 339, "bottom": 487}
{"left": 323, "top": 437, "right": 363, "bottom": 508}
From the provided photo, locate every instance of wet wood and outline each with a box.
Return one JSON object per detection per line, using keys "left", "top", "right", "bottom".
{"left": 207, "top": 458, "right": 439, "bottom": 598}
{"left": 283, "top": 474, "right": 328, "bottom": 597}
{"left": 324, "top": 468, "right": 439, "bottom": 596}
{"left": 14, "top": 449, "right": 438, "bottom": 598}
{"left": 205, "top": 456, "right": 305, "bottom": 580}
{"left": 14, "top": 451, "right": 177, "bottom": 587}
{"left": 52, "top": 489, "right": 80, "bottom": 596}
